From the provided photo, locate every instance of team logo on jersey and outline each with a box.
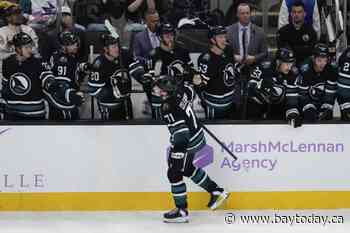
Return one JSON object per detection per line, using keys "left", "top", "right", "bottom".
{"left": 168, "top": 60, "right": 185, "bottom": 77}
{"left": 269, "top": 84, "right": 285, "bottom": 104}
{"left": 302, "top": 34, "right": 310, "bottom": 42}
{"left": 309, "top": 83, "right": 325, "bottom": 101}
{"left": 9, "top": 73, "right": 31, "bottom": 96}
{"left": 223, "top": 63, "right": 237, "bottom": 87}
{"left": 110, "top": 69, "right": 128, "bottom": 85}
{"left": 110, "top": 69, "right": 129, "bottom": 98}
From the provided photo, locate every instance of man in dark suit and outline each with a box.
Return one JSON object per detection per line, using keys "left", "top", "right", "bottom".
{"left": 132, "top": 10, "right": 160, "bottom": 65}
{"left": 226, "top": 3, "right": 268, "bottom": 68}
{"left": 226, "top": 2, "right": 268, "bottom": 119}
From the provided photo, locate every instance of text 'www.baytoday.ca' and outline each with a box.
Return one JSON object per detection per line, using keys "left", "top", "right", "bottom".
{"left": 224, "top": 213, "right": 344, "bottom": 226}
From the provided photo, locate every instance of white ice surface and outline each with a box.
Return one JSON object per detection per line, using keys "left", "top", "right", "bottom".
{"left": 0, "top": 209, "right": 349, "bottom": 233}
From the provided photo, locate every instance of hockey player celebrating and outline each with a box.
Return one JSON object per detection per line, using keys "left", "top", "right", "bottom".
{"left": 1, "top": 32, "right": 59, "bottom": 120}
{"left": 298, "top": 43, "right": 337, "bottom": 121}
{"left": 130, "top": 22, "right": 193, "bottom": 120}
{"left": 88, "top": 32, "right": 132, "bottom": 120}
{"left": 247, "top": 47, "right": 301, "bottom": 127}
{"left": 48, "top": 31, "right": 86, "bottom": 120}
{"left": 153, "top": 75, "right": 229, "bottom": 223}
{"left": 337, "top": 45, "right": 350, "bottom": 121}
{"left": 196, "top": 26, "right": 239, "bottom": 119}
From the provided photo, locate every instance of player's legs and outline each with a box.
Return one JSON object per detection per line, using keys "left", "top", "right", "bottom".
{"left": 164, "top": 152, "right": 189, "bottom": 223}
{"left": 183, "top": 153, "right": 230, "bottom": 210}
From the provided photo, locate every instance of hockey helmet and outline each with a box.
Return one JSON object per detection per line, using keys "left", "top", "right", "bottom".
{"left": 312, "top": 43, "right": 329, "bottom": 58}
{"left": 153, "top": 75, "right": 178, "bottom": 100}
{"left": 276, "top": 47, "right": 295, "bottom": 63}
{"left": 13, "top": 32, "right": 33, "bottom": 48}
{"left": 59, "top": 31, "right": 80, "bottom": 46}
{"left": 156, "top": 22, "right": 175, "bottom": 37}
{"left": 100, "top": 33, "right": 119, "bottom": 47}
{"left": 208, "top": 26, "right": 227, "bottom": 39}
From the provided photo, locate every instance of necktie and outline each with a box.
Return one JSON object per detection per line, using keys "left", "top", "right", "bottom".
{"left": 151, "top": 34, "right": 158, "bottom": 48}
{"left": 242, "top": 27, "right": 247, "bottom": 59}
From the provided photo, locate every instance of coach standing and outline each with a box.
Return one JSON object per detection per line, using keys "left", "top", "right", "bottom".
{"left": 277, "top": 0, "right": 318, "bottom": 67}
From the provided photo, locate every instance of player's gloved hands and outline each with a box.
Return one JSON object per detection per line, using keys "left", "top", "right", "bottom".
{"left": 319, "top": 108, "right": 333, "bottom": 120}
{"left": 70, "top": 91, "right": 85, "bottom": 106}
{"left": 342, "top": 108, "right": 350, "bottom": 121}
{"left": 287, "top": 112, "right": 302, "bottom": 128}
{"left": 247, "top": 82, "right": 270, "bottom": 105}
{"left": 143, "top": 73, "right": 154, "bottom": 92}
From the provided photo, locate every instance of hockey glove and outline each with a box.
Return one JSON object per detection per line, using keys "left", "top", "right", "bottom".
{"left": 341, "top": 107, "right": 350, "bottom": 121}
{"left": 248, "top": 82, "right": 270, "bottom": 105}
{"left": 318, "top": 108, "right": 333, "bottom": 121}
{"left": 69, "top": 91, "right": 85, "bottom": 106}
{"left": 286, "top": 112, "right": 302, "bottom": 128}
{"left": 143, "top": 73, "right": 154, "bottom": 92}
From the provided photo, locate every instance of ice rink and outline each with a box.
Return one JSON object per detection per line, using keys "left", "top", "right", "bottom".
{"left": 0, "top": 209, "right": 349, "bottom": 233}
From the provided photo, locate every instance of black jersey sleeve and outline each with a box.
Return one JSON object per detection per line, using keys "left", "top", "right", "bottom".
{"left": 322, "top": 65, "right": 337, "bottom": 110}
{"left": 285, "top": 67, "right": 300, "bottom": 119}
{"left": 163, "top": 106, "right": 191, "bottom": 153}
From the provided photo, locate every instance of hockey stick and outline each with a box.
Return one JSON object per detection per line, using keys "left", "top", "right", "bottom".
{"left": 89, "top": 45, "right": 95, "bottom": 120}
{"left": 200, "top": 123, "right": 238, "bottom": 161}
{"left": 104, "top": 19, "right": 119, "bottom": 40}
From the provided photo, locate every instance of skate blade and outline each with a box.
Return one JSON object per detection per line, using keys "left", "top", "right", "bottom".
{"left": 210, "top": 191, "right": 230, "bottom": 210}
{"left": 163, "top": 217, "right": 189, "bottom": 223}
